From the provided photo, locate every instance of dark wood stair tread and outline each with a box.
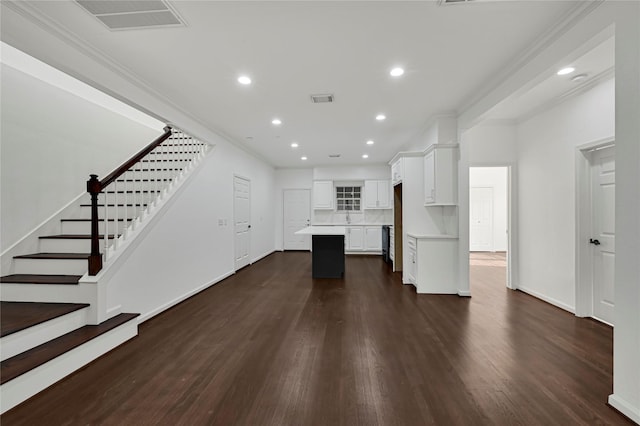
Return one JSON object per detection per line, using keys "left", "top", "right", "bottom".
{"left": 1, "top": 313, "right": 139, "bottom": 385}
{"left": 61, "top": 219, "right": 130, "bottom": 224}
{"left": 80, "top": 203, "right": 148, "bottom": 207}
{"left": 39, "top": 234, "right": 119, "bottom": 240}
{"left": 0, "top": 274, "right": 82, "bottom": 285}
{"left": 13, "top": 253, "right": 90, "bottom": 260}
{"left": 1, "top": 302, "right": 90, "bottom": 337}
{"left": 101, "top": 190, "right": 160, "bottom": 193}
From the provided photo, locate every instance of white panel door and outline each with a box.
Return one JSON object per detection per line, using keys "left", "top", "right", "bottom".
{"left": 591, "top": 146, "right": 615, "bottom": 325}
{"left": 283, "top": 189, "right": 311, "bottom": 250}
{"left": 234, "top": 176, "right": 251, "bottom": 270}
{"left": 469, "top": 187, "right": 493, "bottom": 251}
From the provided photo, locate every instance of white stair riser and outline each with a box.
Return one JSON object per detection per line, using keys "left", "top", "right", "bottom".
{"left": 0, "top": 308, "right": 89, "bottom": 361}
{"left": 0, "top": 319, "right": 138, "bottom": 414}
{"left": 61, "top": 220, "right": 129, "bottom": 235}
{"left": 39, "top": 238, "right": 108, "bottom": 253}
{"left": 13, "top": 257, "right": 87, "bottom": 275}
{"left": 78, "top": 205, "right": 148, "bottom": 219}
{"left": 122, "top": 169, "right": 184, "bottom": 180}
{"left": 113, "top": 180, "right": 175, "bottom": 191}
{"left": 91, "top": 191, "right": 161, "bottom": 205}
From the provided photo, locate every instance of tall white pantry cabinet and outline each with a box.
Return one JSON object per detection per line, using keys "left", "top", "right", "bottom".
{"left": 392, "top": 144, "right": 460, "bottom": 294}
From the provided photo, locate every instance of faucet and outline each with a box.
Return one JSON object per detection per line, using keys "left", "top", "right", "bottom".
{"left": 346, "top": 210, "right": 351, "bottom": 224}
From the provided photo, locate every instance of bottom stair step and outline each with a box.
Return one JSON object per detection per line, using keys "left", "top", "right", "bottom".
{"left": 0, "top": 275, "right": 82, "bottom": 285}
{"left": 0, "top": 313, "right": 139, "bottom": 414}
{"left": 0, "top": 302, "right": 90, "bottom": 338}
{"left": 0, "top": 313, "right": 139, "bottom": 385}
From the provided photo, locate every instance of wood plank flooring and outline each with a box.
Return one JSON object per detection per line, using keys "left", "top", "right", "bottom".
{"left": 1, "top": 252, "right": 633, "bottom": 425}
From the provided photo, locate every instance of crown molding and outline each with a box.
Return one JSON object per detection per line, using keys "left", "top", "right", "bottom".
{"left": 459, "top": 0, "right": 605, "bottom": 116}
{"left": 2, "top": 1, "right": 273, "bottom": 167}
{"left": 516, "top": 66, "right": 614, "bottom": 124}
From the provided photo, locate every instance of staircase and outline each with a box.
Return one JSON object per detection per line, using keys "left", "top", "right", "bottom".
{"left": 0, "top": 127, "right": 208, "bottom": 414}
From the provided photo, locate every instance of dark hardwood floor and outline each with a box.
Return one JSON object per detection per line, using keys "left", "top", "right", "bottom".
{"left": 2, "top": 252, "right": 632, "bottom": 425}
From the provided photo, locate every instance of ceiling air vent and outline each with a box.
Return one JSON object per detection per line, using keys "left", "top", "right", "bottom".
{"left": 75, "top": 1, "right": 184, "bottom": 30}
{"left": 328, "top": 154, "right": 341, "bottom": 158}
{"left": 310, "top": 94, "right": 334, "bottom": 104}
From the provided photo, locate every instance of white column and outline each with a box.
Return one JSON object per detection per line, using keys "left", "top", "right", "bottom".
{"left": 610, "top": 3, "right": 640, "bottom": 422}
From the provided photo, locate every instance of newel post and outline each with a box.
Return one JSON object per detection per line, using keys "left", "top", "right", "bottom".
{"left": 87, "top": 174, "right": 102, "bottom": 275}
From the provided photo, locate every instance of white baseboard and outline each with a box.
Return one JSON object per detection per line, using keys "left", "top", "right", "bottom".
{"left": 608, "top": 393, "right": 640, "bottom": 424}
{"left": 138, "top": 270, "right": 234, "bottom": 324}
{"left": 252, "top": 249, "right": 276, "bottom": 264}
{"left": 0, "top": 318, "right": 137, "bottom": 414}
{"left": 517, "top": 286, "right": 575, "bottom": 314}
{"left": 458, "top": 290, "right": 472, "bottom": 297}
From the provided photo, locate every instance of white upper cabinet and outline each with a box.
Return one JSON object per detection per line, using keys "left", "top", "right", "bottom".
{"left": 364, "top": 180, "right": 391, "bottom": 209}
{"left": 313, "top": 180, "right": 334, "bottom": 209}
{"left": 424, "top": 144, "right": 458, "bottom": 205}
{"left": 391, "top": 158, "right": 403, "bottom": 185}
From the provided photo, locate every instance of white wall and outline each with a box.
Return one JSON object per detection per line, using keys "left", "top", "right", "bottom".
{"left": 516, "top": 77, "right": 615, "bottom": 311}
{"left": 0, "top": 63, "right": 162, "bottom": 252}
{"left": 106, "top": 136, "right": 276, "bottom": 322}
{"left": 312, "top": 165, "right": 389, "bottom": 181}
{"left": 469, "top": 167, "right": 508, "bottom": 251}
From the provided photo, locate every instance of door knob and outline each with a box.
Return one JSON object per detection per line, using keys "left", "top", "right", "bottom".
{"left": 589, "top": 238, "right": 600, "bottom": 246}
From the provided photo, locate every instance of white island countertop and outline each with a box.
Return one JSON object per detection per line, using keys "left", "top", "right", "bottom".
{"left": 295, "top": 226, "right": 346, "bottom": 235}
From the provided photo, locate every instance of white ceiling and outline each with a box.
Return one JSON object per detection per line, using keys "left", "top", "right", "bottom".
{"left": 5, "top": 1, "right": 593, "bottom": 168}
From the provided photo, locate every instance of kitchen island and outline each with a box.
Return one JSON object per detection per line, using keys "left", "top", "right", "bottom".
{"left": 295, "top": 226, "right": 345, "bottom": 278}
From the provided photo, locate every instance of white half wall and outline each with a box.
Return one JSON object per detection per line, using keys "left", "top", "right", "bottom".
{"left": 0, "top": 62, "right": 161, "bottom": 252}
{"left": 516, "top": 77, "right": 614, "bottom": 311}
{"left": 105, "top": 137, "right": 276, "bottom": 323}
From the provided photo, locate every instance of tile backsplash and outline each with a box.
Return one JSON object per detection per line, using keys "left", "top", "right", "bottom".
{"left": 313, "top": 209, "right": 392, "bottom": 225}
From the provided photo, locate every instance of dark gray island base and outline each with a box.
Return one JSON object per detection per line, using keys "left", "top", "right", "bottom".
{"left": 311, "top": 235, "right": 345, "bottom": 278}
{"left": 295, "top": 226, "right": 347, "bottom": 279}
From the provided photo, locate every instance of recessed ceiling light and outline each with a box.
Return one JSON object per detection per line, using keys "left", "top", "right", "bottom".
{"left": 301, "top": 156, "right": 308, "bottom": 161}
{"left": 366, "top": 140, "right": 374, "bottom": 145}
{"left": 291, "top": 142, "right": 299, "bottom": 148}
{"left": 362, "top": 154, "right": 369, "bottom": 159}
{"left": 557, "top": 67, "right": 575, "bottom": 76}
{"left": 272, "top": 118, "right": 282, "bottom": 125}
{"left": 571, "top": 73, "right": 588, "bottom": 82}
{"left": 237, "top": 75, "right": 251, "bottom": 85}
{"left": 376, "top": 114, "right": 386, "bottom": 121}
{"left": 390, "top": 67, "right": 404, "bottom": 77}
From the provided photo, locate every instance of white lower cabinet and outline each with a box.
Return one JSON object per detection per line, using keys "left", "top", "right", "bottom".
{"left": 345, "top": 226, "right": 384, "bottom": 253}
{"left": 365, "top": 226, "right": 382, "bottom": 251}
{"left": 346, "top": 227, "right": 364, "bottom": 251}
{"left": 405, "top": 234, "right": 458, "bottom": 294}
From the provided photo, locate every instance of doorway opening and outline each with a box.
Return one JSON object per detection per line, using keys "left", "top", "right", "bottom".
{"left": 469, "top": 167, "right": 509, "bottom": 288}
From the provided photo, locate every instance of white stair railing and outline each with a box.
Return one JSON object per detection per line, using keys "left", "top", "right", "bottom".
{"left": 87, "top": 126, "right": 208, "bottom": 275}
